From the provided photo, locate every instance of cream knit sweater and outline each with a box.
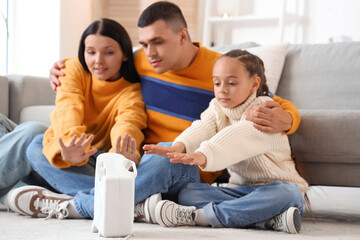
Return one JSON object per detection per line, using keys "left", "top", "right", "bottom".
{"left": 174, "top": 92, "right": 308, "bottom": 193}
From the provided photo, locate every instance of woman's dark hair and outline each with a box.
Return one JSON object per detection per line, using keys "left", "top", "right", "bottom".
{"left": 138, "top": 1, "right": 187, "bottom": 34}
{"left": 219, "top": 49, "right": 269, "bottom": 97}
{"left": 78, "top": 18, "right": 140, "bottom": 83}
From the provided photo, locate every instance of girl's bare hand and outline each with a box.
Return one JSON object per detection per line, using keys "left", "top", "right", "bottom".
{"left": 143, "top": 142, "right": 186, "bottom": 157}
{"left": 167, "top": 151, "right": 207, "bottom": 168}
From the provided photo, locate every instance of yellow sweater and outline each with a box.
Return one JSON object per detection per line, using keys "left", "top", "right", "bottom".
{"left": 43, "top": 57, "right": 147, "bottom": 168}
{"left": 134, "top": 42, "right": 301, "bottom": 184}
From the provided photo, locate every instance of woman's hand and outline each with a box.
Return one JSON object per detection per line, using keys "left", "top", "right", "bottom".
{"left": 167, "top": 151, "right": 207, "bottom": 168}
{"left": 115, "top": 133, "right": 138, "bottom": 164}
{"left": 59, "top": 133, "right": 97, "bottom": 164}
{"left": 143, "top": 142, "right": 186, "bottom": 157}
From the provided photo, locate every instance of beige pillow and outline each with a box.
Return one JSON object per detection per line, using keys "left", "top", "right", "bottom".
{"left": 218, "top": 43, "right": 289, "bottom": 93}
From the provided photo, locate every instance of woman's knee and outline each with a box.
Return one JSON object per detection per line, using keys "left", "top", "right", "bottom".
{"left": 26, "top": 134, "right": 45, "bottom": 165}
{"left": 28, "top": 134, "right": 44, "bottom": 149}
{"left": 19, "top": 122, "right": 47, "bottom": 138}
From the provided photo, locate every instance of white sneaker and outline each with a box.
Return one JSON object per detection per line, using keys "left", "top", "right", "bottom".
{"left": 6, "top": 186, "right": 73, "bottom": 220}
{"left": 134, "top": 193, "right": 162, "bottom": 224}
{"left": 155, "top": 200, "right": 196, "bottom": 227}
{"left": 267, "top": 207, "right": 301, "bottom": 234}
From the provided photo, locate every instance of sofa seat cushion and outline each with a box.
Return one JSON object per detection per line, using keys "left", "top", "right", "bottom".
{"left": 19, "top": 105, "right": 55, "bottom": 126}
{"left": 289, "top": 109, "right": 360, "bottom": 186}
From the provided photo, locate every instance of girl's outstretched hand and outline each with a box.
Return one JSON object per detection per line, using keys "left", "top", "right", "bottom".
{"left": 167, "top": 151, "right": 207, "bottom": 168}
{"left": 143, "top": 142, "right": 186, "bottom": 157}
{"left": 59, "top": 133, "right": 97, "bottom": 164}
{"left": 115, "top": 133, "right": 138, "bottom": 164}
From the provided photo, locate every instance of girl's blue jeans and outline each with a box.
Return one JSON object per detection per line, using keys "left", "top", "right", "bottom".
{"left": 178, "top": 181, "right": 304, "bottom": 228}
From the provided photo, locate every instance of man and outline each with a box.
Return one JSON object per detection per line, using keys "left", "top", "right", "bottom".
{"left": 7, "top": 1, "right": 300, "bottom": 233}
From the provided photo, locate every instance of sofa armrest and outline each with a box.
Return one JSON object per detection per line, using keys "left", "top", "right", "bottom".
{"left": 8, "top": 75, "right": 56, "bottom": 123}
{"left": 0, "top": 76, "right": 9, "bottom": 116}
{"left": 289, "top": 109, "right": 360, "bottom": 187}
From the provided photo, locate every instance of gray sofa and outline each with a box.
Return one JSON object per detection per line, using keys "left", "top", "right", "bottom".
{"left": 1, "top": 41, "right": 359, "bottom": 221}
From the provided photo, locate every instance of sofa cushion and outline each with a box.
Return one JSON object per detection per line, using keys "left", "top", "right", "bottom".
{"left": 289, "top": 110, "right": 360, "bottom": 187}
{"left": 8, "top": 75, "right": 56, "bottom": 123}
{"left": 211, "top": 42, "right": 289, "bottom": 93}
{"left": 247, "top": 43, "right": 289, "bottom": 93}
{"left": 276, "top": 42, "right": 360, "bottom": 110}
{"left": 19, "top": 105, "right": 55, "bottom": 126}
{"left": 0, "top": 76, "right": 9, "bottom": 117}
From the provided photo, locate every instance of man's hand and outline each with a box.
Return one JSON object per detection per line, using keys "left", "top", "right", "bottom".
{"left": 245, "top": 101, "right": 292, "bottom": 133}
{"left": 115, "top": 133, "right": 138, "bottom": 164}
{"left": 167, "top": 151, "right": 207, "bottom": 168}
{"left": 143, "top": 142, "right": 186, "bottom": 157}
{"left": 50, "top": 60, "right": 66, "bottom": 91}
{"left": 59, "top": 133, "right": 97, "bottom": 164}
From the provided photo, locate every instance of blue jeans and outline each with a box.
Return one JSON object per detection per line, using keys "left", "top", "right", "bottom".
{"left": 0, "top": 114, "right": 48, "bottom": 205}
{"left": 178, "top": 181, "right": 304, "bottom": 229}
{"left": 27, "top": 136, "right": 201, "bottom": 219}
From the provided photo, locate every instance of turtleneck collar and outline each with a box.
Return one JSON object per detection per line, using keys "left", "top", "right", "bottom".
{"left": 219, "top": 92, "right": 258, "bottom": 120}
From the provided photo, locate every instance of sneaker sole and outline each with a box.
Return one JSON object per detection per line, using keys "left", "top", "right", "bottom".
{"left": 147, "top": 193, "right": 162, "bottom": 224}
{"left": 286, "top": 207, "right": 301, "bottom": 234}
{"left": 6, "top": 192, "right": 18, "bottom": 213}
{"left": 155, "top": 200, "right": 173, "bottom": 227}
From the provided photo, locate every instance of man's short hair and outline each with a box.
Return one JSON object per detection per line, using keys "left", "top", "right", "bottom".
{"left": 138, "top": 1, "right": 187, "bottom": 33}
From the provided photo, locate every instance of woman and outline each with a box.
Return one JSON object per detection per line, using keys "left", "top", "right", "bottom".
{"left": 6, "top": 18, "right": 147, "bottom": 219}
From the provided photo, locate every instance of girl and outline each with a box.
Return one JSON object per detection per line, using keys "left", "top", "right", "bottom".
{"left": 144, "top": 50, "right": 308, "bottom": 234}
{"left": 7, "top": 18, "right": 147, "bottom": 219}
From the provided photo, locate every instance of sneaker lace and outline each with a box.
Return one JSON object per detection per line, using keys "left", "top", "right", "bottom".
{"left": 175, "top": 207, "right": 194, "bottom": 225}
{"left": 34, "top": 198, "right": 69, "bottom": 220}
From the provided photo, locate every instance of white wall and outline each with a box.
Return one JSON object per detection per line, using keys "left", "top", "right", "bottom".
{"left": 0, "top": 1, "right": 8, "bottom": 75}
{"left": 205, "top": 0, "right": 360, "bottom": 46}
{"left": 4, "top": 0, "right": 360, "bottom": 77}
{"left": 305, "top": 0, "right": 360, "bottom": 43}
{"left": 59, "top": 0, "right": 91, "bottom": 59}
{"left": 7, "top": 0, "right": 60, "bottom": 77}
{"left": 5, "top": 0, "right": 91, "bottom": 77}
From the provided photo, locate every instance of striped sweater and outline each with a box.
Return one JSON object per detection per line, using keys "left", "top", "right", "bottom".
{"left": 134, "top": 42, "right": 301, "bottom": 184}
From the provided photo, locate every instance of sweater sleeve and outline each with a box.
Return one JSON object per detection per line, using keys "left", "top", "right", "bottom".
{"left": 108, "top": 82, "right": 147, "bottom": 165}
{"left": 42, "top": 58, "right": 89, "bottom": 168}
{"left": 199, "top": 120, "right": 273, "bottom": 172}
{"left": 272, "top": 95, "right": 301, "bottom": 135}
{"left": 174, "top": 102, "right": 217, "bottom": 153}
